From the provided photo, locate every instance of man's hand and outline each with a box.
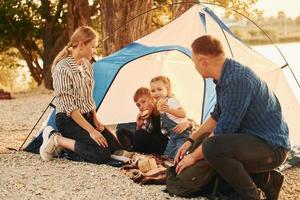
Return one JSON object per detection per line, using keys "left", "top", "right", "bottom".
{"left": 174, "top": 141, "right": 192, "bottom": 164}
{"left": 175, "top": 153, "right": 198, "bottom": 174}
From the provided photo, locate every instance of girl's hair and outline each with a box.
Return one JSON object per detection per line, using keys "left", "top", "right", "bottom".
{"left": 150, "top": 75, "right": 173, "bottom": 97}
{"left": 51, "top": 26, "right": 98, "bottom": 72}
{"left": 191, "top": 35, "right": 224, "bottom": 56}
{"left": 133, "top": 87, "right": 152, "bottom": 102}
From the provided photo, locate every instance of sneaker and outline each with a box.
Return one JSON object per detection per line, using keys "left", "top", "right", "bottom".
{"left": 260, "top": 170, "right": 284, "bottom": 200}
{"left": 40, "top": 126, "right": 61, "bottom": 161}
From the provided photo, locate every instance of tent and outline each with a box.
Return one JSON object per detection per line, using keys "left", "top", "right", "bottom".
{"left": 24, "top": 4, "right": 300, "bottom": 152}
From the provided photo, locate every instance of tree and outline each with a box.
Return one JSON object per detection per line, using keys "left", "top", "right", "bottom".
{"left": 99, "top": 0, "right": 153, "bottom": 56}
{"left": 100, "top": 0, "right": 261, "bottom": 56}
{"left": 0, "top": 0, "right": 260, "bottom": 90}
{"left": 0, "top": 0, "right": 99, "bottom": 89}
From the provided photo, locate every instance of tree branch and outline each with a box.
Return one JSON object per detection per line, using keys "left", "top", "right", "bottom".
{"left": 31, "top": 40, "right": 43, "bottom": 60}
{"left": 51, "top": 0, "right": 65, "bottom": 29}
{"left": 90, "top": 0, "right": 100, "bottom": 16}
{"left": 16, "top": 44, "right": 42, "bottom": 84}
{"left": 49, "top": 29, "right": 68, "bottom": 60}
{"left": 40, "top": 0, "right": 52, "bottom": 20}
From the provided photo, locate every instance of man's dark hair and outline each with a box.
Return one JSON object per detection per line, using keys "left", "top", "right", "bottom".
{"left": 191, "top": 35, "right": 224, "bottom": 56}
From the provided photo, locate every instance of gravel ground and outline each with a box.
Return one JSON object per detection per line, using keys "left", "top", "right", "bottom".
{"left": 0, "top": 89, "right": 299, "bottom": 200}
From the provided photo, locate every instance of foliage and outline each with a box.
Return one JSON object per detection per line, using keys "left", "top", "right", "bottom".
{"left": 150, "top": 0, "right": 261, "bottom": 30}
{"left": 0, "top": 0, "right": 262, "bottom": 91}
{"left": 0, "top": 0, "right": 54, "bottom": 85}
{"left": 0, "top": 48, "right": 36, "bottom": 91}
{"left": 0, "top": 0, "right": 40, "bottom": 46}
{"left": 207, "top": 0, "right": 263, "bottom": 19}
{"left": 0, "top": 48, "right": 22, "bottom": 68}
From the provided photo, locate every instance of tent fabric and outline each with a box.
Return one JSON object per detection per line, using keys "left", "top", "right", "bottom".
{"left": 25, "top": 4, "right": 300, "bottom": 153}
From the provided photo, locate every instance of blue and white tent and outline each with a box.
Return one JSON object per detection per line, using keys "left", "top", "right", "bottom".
{"left": 25, "top": 4, "right": 300, "bottom": 151}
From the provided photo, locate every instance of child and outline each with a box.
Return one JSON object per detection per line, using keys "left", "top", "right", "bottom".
{"left": 150, "top": 76, "right": 191, "bottom": 158}
{"left": 116, "top": 87, "right": 168, "bottom": 155}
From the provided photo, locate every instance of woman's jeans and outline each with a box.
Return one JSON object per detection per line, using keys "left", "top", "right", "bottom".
{"left": 160, "top": 113, "right": 190, "bottom": 158}
{"left": 202, "top": 133, "right": 288, "bottom": 200}
{"left": 56, "top": 112, "right": 121, "bottom": 164}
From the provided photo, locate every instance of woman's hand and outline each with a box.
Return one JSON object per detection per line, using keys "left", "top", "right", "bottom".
{"left": 174, "top": 141, "right": 192, "bottom": 164}
{"left": 93, "top": 116, "right": 105, "bottom": 132}
{"left": 175, "top": 153, "right": 197, "bottom": 174}
{"left": 89, "top": 129, "right": 108, "bottom": 147}
{"left": 173, "top": 121, "right": 190, "bottom": 134}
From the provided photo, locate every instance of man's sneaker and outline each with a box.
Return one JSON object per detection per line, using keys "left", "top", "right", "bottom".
{"left": 40, "top": 126, "right": 61, "bottom": 161}
{"left": 260, "top": 170, "right": 284, "bottom": 200}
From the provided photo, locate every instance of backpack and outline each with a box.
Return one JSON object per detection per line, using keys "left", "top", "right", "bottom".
{"left": 165, "top": 132, "right": 217, "bottom": 198}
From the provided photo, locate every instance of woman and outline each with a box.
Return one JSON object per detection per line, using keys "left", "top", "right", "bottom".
{"left": 40, "top": 26, "right": 121, "bottom": 164}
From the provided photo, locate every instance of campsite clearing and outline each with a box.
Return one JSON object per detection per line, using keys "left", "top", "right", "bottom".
{"left": 0, "top": 89, "right": 299, "bottom": 200}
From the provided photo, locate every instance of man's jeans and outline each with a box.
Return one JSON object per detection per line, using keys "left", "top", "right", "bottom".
{"left": 202, "top": 133, "right": 288, "bottom": 200}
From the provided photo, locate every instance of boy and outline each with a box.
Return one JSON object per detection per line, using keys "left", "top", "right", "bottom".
{"left": 116, "top": 87, "right": 168, "bottom": 154}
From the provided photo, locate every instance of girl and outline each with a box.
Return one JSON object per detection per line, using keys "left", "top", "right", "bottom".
{"left": 150, "top": 75, "right": 191, "bottom": 158}
{"left": 40, "top": 26, "right": 121, "bottom": 164}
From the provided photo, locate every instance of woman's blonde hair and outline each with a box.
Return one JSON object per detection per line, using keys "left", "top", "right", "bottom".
{"left": 51, "top": 26, "right": 98, "bottom": 72}
{"left": 150, "top": 75, "right": 173, "bottom": 97}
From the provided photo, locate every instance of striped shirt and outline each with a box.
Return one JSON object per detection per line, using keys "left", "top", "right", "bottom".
{"left": 210, "top": 58, "right": 290, "bottom": 150}
{"left": 53, "top": 56, "right": 96, "bottom": 116}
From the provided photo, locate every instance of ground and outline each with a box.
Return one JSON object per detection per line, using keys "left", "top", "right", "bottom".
{"left": 0, "top": 89, "right": 299, "bottom": 200}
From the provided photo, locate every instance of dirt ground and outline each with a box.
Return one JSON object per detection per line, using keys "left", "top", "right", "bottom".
{"left": 0, "top": 89, "right": 299, "bottom": 200}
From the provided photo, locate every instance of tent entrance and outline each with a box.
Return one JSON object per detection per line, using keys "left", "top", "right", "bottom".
{"left": 97, "top": 50, "right": 205, "bottom": 125}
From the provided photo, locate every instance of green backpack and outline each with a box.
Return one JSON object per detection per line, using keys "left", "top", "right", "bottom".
{"left": 165, "top": 132, "right": 217, "bottom": 198}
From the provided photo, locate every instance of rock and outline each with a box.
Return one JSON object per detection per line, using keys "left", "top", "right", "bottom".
{"left": 0, "top": 89, "right": 13, "bottom": 100}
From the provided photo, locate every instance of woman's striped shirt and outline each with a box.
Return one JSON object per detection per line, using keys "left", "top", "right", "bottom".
{"left": 53, "top": 56, "right": 96, "bottom": 116}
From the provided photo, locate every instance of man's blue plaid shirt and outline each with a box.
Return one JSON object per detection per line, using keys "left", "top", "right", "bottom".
{"left": 211, "top": 58, "right": 290, "bottom": 150}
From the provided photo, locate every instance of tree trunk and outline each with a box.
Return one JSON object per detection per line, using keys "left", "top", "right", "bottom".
{"left": 16, "top": 44, "right": 42, "bottom": 85}
{"left": 66, "top": 0, "right": 91, "bottom": 36}
{"left": 100, "top": 0, "right": 153, "bottom": 56}
{"left": 172, "top": 0, "right": 195, "bottom": 20}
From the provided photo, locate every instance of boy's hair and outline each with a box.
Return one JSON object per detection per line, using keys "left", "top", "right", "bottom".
{"left": 191, "top": 35, "right": 224, "bottom": 56}
{"left": 133, "top": 87, "right": 152, "bottom": 102}
{"left": 150, "top": 75, "right": 173, "bottom": 96}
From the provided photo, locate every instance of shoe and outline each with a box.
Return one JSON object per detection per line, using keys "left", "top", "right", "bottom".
{"left": 260, "top": 170, "right": 284, "bottom": 200}
{"left": 40, "top": 126, "right": 61, "bottom": 161}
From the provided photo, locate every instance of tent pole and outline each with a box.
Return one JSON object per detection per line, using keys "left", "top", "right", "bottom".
{"left": 18, "top": 96, "right": 56, "bottom": 151}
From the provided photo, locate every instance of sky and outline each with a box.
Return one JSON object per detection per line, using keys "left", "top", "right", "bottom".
{"left": 255, "top": 0, "right": 300, "bottom": 18}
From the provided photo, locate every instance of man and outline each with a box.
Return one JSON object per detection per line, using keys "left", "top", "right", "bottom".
{"left": 175, "top": 35, "right": 290, "bottom": 200}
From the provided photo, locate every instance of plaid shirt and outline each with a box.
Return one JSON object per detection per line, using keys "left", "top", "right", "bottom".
{"left": 211, "top": 58, "right": 290, "bottom": 150}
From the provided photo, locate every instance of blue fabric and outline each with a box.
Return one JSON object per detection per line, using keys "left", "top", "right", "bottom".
{"left": 199, "top": 12, "right": 207, "bottom": 33}
{"left": 198, "top": 11, "right": 217, "bottom": 123}
{"left": 202, "top": 78, "right": 216, "bottom": 123}
{"left": 160, "top": 113, "right": 190, "bottom": 158}
{"left": 203, "top": 7, "right": 235, "bottom": 38}
{"left": 211, "top": 58, "right": 290, "bottom": 150}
